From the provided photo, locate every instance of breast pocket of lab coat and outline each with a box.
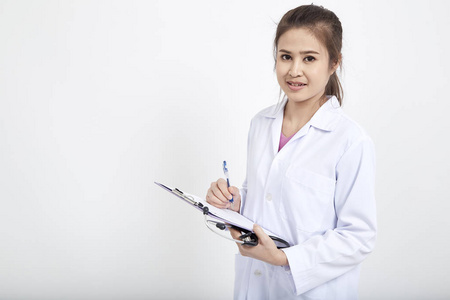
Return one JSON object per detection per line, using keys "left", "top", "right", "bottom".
{"left": 281, "top": 167, "right": 336, "bottom": 233}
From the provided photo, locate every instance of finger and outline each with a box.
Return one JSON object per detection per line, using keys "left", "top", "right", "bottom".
{"left": 252, "top": 224, "right": 271, "bottom": 245}
{"left": 229, "top": 227, "right": 242, "bottom": 240}
{"left": 210, "top": 181, "right": 230, "bottom": 203}
{"left": 217, "top": 178, "right": 233, "bottom": 201}
{"left": 229, "top": 186, "right": 241, "bottom": 201}
{"left": 206, "top": 189, "right": 228, "bottom": 209}
{"left": 229, "top": 228, "right": 245, "bottom": 253}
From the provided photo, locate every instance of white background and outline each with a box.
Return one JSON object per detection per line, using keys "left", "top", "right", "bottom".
{"left": 1, "top": 0, "right": 449, "bottom": 299}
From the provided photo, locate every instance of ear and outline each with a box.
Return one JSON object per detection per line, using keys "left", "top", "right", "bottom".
{"left": 329, "top": 54, "right": 342, "bottom": 75}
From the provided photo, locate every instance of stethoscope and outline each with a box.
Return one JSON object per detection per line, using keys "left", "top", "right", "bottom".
{"left": 200, "top": 203, "right": 290, "bottom": 249}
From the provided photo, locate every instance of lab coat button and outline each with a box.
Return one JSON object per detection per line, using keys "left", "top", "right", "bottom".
{"left": 254, "top": 269, "right": 262, "bottom": 276}
{"left": 265, "top": 193, "right": 272, "bottom": 201}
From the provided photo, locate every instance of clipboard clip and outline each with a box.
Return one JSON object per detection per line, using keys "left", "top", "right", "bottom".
{"left": 172, "top": 188, "right": 196, "bottom": 205}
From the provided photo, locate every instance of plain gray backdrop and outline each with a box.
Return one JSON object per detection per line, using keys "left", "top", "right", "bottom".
{"left": 1, "top": 0, "right": 449, "bottom": 299}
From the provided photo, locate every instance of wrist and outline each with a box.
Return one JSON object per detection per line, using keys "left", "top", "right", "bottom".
{"left": 274, "top": 249, "right": 288, "bottom": 266}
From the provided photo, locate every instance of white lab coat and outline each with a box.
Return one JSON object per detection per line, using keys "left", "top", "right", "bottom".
{"left": 235, "top": 96, "right": 376, "bottom": 300}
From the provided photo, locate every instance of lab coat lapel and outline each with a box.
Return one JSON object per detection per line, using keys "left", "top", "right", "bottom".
{"left": 270, "top": 101, "right": 310, "bottom": 155}
{"left": 287, "top": 122, "right": 311, "bottom": 144}
{"left": 271, "top": 105, "right": 284, "bottom": 155}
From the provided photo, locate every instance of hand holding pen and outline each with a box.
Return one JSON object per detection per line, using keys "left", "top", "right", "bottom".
{"left": 205, "top": 161, "right": 241, "bottom": 212}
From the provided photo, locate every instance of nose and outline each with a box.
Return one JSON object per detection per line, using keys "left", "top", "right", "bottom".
{"left": 289, "top": 59, "right": 303, "bottom": 77}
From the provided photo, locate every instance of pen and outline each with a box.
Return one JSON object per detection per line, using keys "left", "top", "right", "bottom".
{"left": 222, "top": 161, "right": 234, "bottom": 207}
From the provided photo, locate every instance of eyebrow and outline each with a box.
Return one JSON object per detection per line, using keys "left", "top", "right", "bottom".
{"left": 279, "top": 49, "right": 320, "bottom": 55}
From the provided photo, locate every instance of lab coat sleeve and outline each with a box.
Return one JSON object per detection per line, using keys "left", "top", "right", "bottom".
{"left": 281, "top": 136, "right": 377, "bottom": 295}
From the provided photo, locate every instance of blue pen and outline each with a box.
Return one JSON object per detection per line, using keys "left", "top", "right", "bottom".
{"left": 222, "top": 161, "right": 234, "bottom": 206}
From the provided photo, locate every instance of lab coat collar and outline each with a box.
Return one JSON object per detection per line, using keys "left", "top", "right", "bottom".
{"left": 309, "top": 96, "right": 341, "bottom": 132}
{"left": 267, "top": 96, "right": 341, "bottom": 155}
{"left": 263, "top": 95, "right": 341, "bottom": 132}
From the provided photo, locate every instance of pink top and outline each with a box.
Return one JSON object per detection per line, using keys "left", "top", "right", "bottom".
{"left": 278, "top": 131, "right": 294, "bottom": 151}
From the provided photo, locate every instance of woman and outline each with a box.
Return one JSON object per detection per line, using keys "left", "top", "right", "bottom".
{"left": 206, "top": 4, "right": 376, "bottom": 299}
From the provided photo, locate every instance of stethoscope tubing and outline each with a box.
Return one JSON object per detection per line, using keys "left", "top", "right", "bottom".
{"left": 198, "top": 197, "right": 289, "bottom": 248}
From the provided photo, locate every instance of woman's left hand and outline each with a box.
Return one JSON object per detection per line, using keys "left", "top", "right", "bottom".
{"left": 230, "top": 224, "right": 288, "bottom": 266}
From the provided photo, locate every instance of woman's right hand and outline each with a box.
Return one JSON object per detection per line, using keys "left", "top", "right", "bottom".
{"left": 206, "top": 178, "right": 241, "bottom": 212}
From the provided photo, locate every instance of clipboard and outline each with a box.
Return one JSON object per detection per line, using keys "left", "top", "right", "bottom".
{"left": 155, "top": 181, "right": 291, "bottom": 248}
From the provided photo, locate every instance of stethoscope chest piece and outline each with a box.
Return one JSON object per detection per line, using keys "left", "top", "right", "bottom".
{"left": 239, "top": 231, "right": 258, "bottom": 246}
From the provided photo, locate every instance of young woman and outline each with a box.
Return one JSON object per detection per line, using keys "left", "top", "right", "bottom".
{"left": 206, "top": 4, "right": 376, "bottom": 299}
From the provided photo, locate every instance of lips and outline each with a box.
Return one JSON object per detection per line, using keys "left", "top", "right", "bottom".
{"left": 287, "top": 81, "right": 306, "bottom": 91}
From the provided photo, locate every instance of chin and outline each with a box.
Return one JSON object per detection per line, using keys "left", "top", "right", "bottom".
{"left": 285, "top": 91, "right": 325, "bottom": 105}
{"left": 285, "top": 94, "right": 311, "bottom": 103}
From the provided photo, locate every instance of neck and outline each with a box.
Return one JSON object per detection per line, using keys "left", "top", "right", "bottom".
{"left": 282, "top": 95, "right": 326, "bottom": 137}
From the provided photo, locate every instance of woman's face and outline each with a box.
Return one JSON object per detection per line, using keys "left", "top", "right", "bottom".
{"left": 276, "top": 27, "right": 337, "bottom": 105}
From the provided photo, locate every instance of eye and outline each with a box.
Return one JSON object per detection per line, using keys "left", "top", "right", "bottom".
{"left": 280, "top": 54, "right": 292, "bottom": 60}
{"left": 304, "top": 56, "right": 316, "bottom": 62}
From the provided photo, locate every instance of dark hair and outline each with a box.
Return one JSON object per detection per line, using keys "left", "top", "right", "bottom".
{"left": 274, "top": 4, "right": 343, "bottom": 105}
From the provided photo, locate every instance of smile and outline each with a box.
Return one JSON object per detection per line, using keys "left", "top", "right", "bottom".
{"left": 287, "top": 81, "right": 306, "bottom": 91}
